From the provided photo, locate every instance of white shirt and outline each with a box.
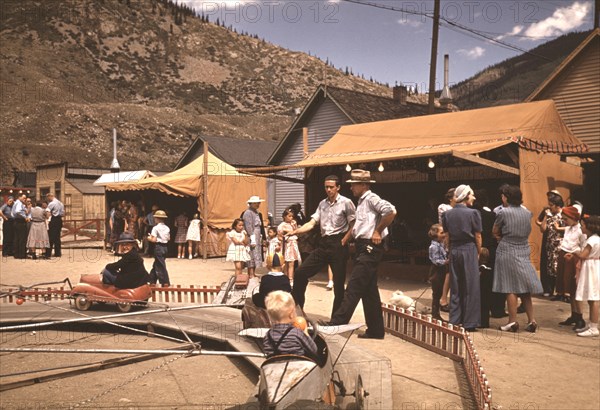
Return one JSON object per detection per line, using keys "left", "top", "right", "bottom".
{"left": 151, "top": 223, "right": 170, "bottom": 244}
{"left": 560, "top": 223, "right": 584, "bottom": 253}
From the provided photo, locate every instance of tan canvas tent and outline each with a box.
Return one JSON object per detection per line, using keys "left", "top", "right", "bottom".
{"left": 106, "top": 152, "right": 268, "bottom": 256}
{"left": 296, "top": 100, "right": 588, "bottom": 269}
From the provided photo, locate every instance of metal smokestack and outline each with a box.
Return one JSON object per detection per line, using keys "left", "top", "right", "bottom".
{"left": 110, "top": 128, "right": 120, "bottom": 172}
{"left": 439, "top": 54, "right": 453, "bottom": 106}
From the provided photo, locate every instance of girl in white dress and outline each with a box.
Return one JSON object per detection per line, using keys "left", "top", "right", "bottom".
{"left": 226, "top": 218, "right": 250, "bottom": 276}
{"left": 186, "top": 213, "right": 201, "bottom": 259}
{"left": 574, "top": 215, "right": 600, "bottom": 337}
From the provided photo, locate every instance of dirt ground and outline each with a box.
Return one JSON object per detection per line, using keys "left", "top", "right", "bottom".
{"left": 1, "top": 249, "right": 599, "bottom": 409}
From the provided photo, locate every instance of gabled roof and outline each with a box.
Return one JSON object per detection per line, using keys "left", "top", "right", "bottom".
{"left": 325, "top": 85, "right": 446, "bottom": 124}
{"left": 526, "top": 28, "right": 599, "bottom": 101}
{"left": 175, "top": 136, "right": 278, "bottom": 170}
{"left": 268, "top": 84, "right": 448, "bottom": 164}
{"left": 68, "top": 178, "right": 105, "bottom": 195}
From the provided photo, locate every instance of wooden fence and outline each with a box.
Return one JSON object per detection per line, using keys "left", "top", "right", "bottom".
{"left": 62, "top": 219, "right": 104, "bottom": 242}
{"left": 382, "top": 304, "right": 492, "bottom": 410}
{"left": 1, "top": 285, "right": 221, "bottom": 305}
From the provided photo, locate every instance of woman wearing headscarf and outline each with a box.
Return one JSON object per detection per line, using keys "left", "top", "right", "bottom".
{"left": 442, "top": 184, "right": 482, "bottom": 331}
{"left": 493, "top": 185, "right": 543, "bottom": 332}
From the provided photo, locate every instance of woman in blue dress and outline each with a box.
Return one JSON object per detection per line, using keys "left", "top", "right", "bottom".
{"left": 493, "top": 185, "right": 543, "bottom": 333}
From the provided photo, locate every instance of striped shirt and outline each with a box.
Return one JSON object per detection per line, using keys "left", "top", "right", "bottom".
{"left": 352, "top": 190, "right": 395, "bottom": 240}
{"left": 263, "top": 323, "right": 317, "bottom": 358}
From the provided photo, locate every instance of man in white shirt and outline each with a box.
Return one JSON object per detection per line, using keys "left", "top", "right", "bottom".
{"left": 45, "top": 192, "right": 65, "bottom": 258}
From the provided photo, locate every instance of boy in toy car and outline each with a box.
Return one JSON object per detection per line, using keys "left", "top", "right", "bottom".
{"left": 102, "top": 232, "right": 150, "bottom": 289}
{"left": 263, "top": 291, "right": 317, "bottom": 358}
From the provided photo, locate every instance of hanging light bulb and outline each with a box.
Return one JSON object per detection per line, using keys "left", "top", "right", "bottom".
{"left": 345, "top": 164, "right": 352, "bottom": 172}
{"left": 428, "top": 158, "right": 435, "bottom": 169}
{"left": 378, "top": 162, "right": 384, "bottom": 172}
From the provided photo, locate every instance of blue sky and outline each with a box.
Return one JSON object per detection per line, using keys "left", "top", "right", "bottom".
{"left": 181, "top": 1, "right": 594, "bottom": 90}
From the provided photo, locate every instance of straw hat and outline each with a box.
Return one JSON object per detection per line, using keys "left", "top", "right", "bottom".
{"left": 154, "top": 210, "right": 168, "bottom": 219}
{"left": 247, "top": 196, "right": 265, "bottom": 204}
{"left": 346, "top": 169, "right": 375, "bottom": 183}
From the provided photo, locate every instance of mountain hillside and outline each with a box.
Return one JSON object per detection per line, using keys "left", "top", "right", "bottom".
{"left": 0, "top": 0, "right": 398, "bottom": 184}
{"left": 450, "top": 30, "right": 592, "bottom": 109}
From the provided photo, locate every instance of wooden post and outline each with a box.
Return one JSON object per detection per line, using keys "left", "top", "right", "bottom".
{"left": 202, "top": 143, "right": 209, "bottom": 259}
{"left": 428, "top": 0, "right": 440, "bottom": 114}
{"left": 302, "top": 127, "right": 308, "bottom": 158}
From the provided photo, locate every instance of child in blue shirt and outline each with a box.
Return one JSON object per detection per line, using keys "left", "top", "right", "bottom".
{"left": 429, "top": 224, "right": 449, "bottom": 321}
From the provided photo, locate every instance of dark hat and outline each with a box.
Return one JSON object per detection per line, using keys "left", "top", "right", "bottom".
{"left": 346, "top": 169, "right": 375, "bottom": 183}
{"left": 114, "top": 232, "right": 137, "bottom": 245}
{"left": 562, "top": 206, "right": 580, "bottom": 221}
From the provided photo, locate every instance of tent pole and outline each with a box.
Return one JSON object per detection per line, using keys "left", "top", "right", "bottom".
{"left": 202, "top": 143, "right": 209, "bottom": 259}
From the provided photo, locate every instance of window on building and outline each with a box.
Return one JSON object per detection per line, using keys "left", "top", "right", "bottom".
{"left": 64, "top": 194, "right": 71, "bottom": 218}
{"left": 40, "top": 187, "right": 50, "bottom": 200}
{"left": 54, "top": 182, "right": 61, "bottom": 201}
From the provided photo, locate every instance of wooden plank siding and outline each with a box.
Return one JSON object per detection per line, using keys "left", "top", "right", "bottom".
{"left": 273, "top": 98, "right": 352, "bottom": 223}
{"left": 528, "top": 32, "right": 600, "bottom": 153}
{"left": 36, "top": 164, "right": 66, "bottom": 201}
{"left": 64, "top": 180, "right": 84, "bottom": 220}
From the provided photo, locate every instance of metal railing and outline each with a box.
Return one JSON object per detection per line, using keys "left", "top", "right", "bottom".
{"left": 382, "top": 303, "right": 492, "bottom": 410}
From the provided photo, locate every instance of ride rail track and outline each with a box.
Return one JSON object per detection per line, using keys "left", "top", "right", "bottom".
{"left": 1, "top": 286, "right": 492, "bottom": 409}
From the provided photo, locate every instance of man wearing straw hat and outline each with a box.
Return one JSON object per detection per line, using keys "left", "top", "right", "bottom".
{"left": 243, "top": 196, "right": 265, "bottom": 277}
{"left": 147, "top": 209, "right": 170, "bottom": 286}
{"left": 326, "top": 169, "right": 396, "bottom": 339}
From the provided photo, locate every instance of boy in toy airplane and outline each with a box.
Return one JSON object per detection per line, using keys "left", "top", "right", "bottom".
{"left": 263, "top": 291, "right": 317, "bottom": 358}
{"left": 102, "top": 232, "right": 150, "bottom": 289}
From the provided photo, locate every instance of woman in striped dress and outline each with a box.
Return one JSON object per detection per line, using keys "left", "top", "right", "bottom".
{"left": 493, "top": 185, "right": 543, "bottom": 333}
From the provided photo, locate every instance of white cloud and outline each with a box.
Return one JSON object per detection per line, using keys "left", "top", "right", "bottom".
{"left": 397, "top": 18, "right": 422, "bottom": 28}
{"left": 457, "top": 46, "right": 486, "bottom": 60}
{"left": 524, "top": 1, "right": 590, "bottom": 39}
{"left": 495, "top": 25, "right": 523, "bottom": 41}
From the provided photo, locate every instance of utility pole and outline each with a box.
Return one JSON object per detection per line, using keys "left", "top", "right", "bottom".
{"left": 595, "top": 0, "right": 599, "bottom": 29}
{"left": 428, "top": 0, "right": 441, "bottom": 114}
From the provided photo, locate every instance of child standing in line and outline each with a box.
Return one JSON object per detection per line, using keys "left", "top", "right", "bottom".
{"left": 226, "top": 218, "right": 250, "bottom": 276}
{"left": 428, "top": 224, "right": 448, "bottom": 321}
{"left": 263, "top": 290, "right": 317, "bottom": 358}
{"left": 147, "top": 210, "right": 170, "bottom": 287}
{"left": 278, "top": 209, "right": 301, "bottom": 286}
{"left": 556, "top": 206, "right": 586, "bottom": 329}
{"left": 174, "top": 211, "right": 189, "bottom": 259}
{"left": 186, "top": 213, "right": 201, "bottom": 259}
{"left": 574, "top": 215, "right": 600, "bottom": 337}
{"left": 266, "top": 226, "right": 281, "bottom": 261}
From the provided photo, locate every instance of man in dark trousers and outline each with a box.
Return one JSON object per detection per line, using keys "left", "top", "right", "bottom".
{"left": 11, "top": 193, "right": 29, "bottom": 259}
{"left": 1, "top": 196, "right": 15, "bottom": 256}
{"left": 326, "top": 170, "right": 396, "bottom": 339}
{"left": 45, "top": 192, "right": 65, "bottom": 258}
{"left": 291, "top": 175, "right": 355, "bottom": 317}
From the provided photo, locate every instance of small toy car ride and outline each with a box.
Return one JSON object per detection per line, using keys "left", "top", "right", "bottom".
{"left": 70, "top": 273, "right": 152, "bottom": 313}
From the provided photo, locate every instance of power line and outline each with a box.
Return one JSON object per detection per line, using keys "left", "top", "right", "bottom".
{"left": 340, "top": 0, "right": 554, "bottom": 62}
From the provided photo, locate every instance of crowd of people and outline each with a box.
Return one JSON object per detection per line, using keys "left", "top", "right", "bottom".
{"left": 1, "top": 192, "right": 64, "bottom": 260}
{"left": 427, "top": 184, "right": 599, "bottom": 337}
